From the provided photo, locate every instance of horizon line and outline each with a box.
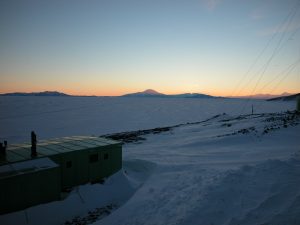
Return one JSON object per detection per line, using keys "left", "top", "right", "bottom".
{"left": 0, "top": 89, "right": 298, "bottom": 98}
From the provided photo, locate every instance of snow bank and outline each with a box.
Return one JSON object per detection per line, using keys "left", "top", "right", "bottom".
{"left": 96, "top": 159, "right": 300, "bottom": 225}
{"left": 181, "top": 159, "right": 300, "bottom": 225}
{"left": 94, "top": 112, "right": 300, "bottom": 225}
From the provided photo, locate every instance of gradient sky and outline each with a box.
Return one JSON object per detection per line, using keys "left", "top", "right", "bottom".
{"left": 1, "top": 0, "right": 300, "bottom": 96}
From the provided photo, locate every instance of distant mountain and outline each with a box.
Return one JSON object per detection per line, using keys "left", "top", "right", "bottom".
{"left": 267, "top": 93, "right": 300, "bottom": 101}
{"left": 231, "top": 92, "right": 292, "bottom": 100}
{"left": 121, "top": 89, "right": 215, "bottom": 98}
{"left": 122, "top": 89, "right": 166, "bottom": 97}
{"left": 0, "top": 91, "right": 70, "bottom": 97}
{"left": 170, "top": 93, "right": 214, "bottom": 98}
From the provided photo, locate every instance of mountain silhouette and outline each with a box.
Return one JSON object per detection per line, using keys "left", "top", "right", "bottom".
{"left": 122, "top": 89, "right": 215, "bottom": 98}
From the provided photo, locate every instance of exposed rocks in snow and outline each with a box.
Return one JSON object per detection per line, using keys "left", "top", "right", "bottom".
{"left": 102, "top": 127, "right": 172, "bottom": 143}
{"left": 217, "top": 111, "right": 300, "bottom": 138}
{"left": 262, "top": 111, "right": 300, "bottom": 134}
{"left": 63, "top": 204, "right": 117, "bottom": 225}
{"left": 102, "top": 114, "right": 225, "bottom": 143}
{"left": 104, "top": 111, "right": 300, "bottom": 142}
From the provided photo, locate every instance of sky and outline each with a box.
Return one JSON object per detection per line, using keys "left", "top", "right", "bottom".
{"left": 0, "top": 0, "right": 300, "bottom": 96}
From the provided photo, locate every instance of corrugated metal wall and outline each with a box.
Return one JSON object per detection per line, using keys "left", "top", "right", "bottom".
{"left": 0, "top": 164, "right": 61, "bottom": 214}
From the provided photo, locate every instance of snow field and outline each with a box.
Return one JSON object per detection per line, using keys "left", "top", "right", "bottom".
{"left": 96, "top": 112, "right": 300, "bottom": 225}
{"left": 0, "top": 96, "right": 294, "bottom": 143}
{"left": 0, "top": 97, "right": 299, "bottom": 225}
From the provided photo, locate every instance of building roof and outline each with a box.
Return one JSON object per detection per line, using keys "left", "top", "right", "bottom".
{"left": 0, "top": 157, "right": 58, "bottom": 179}
{"left": 0, "top": 136, "right": 120, "bottom": 166}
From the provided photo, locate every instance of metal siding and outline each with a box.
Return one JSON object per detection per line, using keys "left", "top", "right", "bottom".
{"left": 0, "top": 176, "right": 20, "bottom": 213}
{"left": 75, "top": 150, "right": 89, "bottom": 185}
{"left": 113, "top": 144, "right": 123, "bottom": 174}
{"left": 0, "top": 136, "right": 122, "bottom": 214}
{"left": 60, "top": 152, "right": 77, "bottom": 189}
{"left": 79, "top": 139, "right": 108, "bottom": 147}
{"left": 36, "top": 145, "right": 59, "bottom": 156}
{"left": 0, "top": 136, "right": 122, "bottom": 213}
{"left": 0, "top": 164, "right": 60, "bottom": 215}
{"left": 38, "top": 167, "right": 61, "bottom": 203}
{"left": 2, "top": 151, "right": 26, "bottom": 164}
{"left": 41, "top": 144, "right": 73, "bottom": 153}
{"left": 57, "top": 142, "right": 83, "bottom": 151}
{"left": 88, "top": 149, "right": 102, "bottom": 182}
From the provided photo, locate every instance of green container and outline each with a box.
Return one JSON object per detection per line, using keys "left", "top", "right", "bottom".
{"left": 0, "top": 136, "right": 123, "bottom": 214}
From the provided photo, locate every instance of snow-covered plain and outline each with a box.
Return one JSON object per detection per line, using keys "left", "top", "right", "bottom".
{"left": 0, "top": 96, "right": 295, "bottom": 143}
{"left": 0, "top": 96, "right": 299, "bottom": 225}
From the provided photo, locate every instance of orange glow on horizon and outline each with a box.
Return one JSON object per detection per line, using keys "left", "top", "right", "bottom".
{"left": 1, "top": 86, "right": 298, "bottom": 97}
{"left": 1, "top": 74, "right": 299, "bottom": 97}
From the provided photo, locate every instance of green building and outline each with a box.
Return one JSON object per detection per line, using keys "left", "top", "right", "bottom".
{"left": 0, "top": 136, "right": 122, "bottom": 214}
{"left": 0, "top": 157, "right": 61, "bottom": 214}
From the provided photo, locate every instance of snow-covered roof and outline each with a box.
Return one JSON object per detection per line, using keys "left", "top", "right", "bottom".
{"left": 0, "top": 157, "right": 58, "bottom": 179}
{"left": 0, "top": 136, "right": 120, "bottom": 166}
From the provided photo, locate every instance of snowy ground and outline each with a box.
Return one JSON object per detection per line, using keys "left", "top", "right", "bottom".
{"left": 0, "top": 97, "right": 299, "bottom": 225}
{"left": 97, "top": 112, "right": 300, "bottom": 225}
{"left": 0, "top": 96, "right": 295, "bottom": 143}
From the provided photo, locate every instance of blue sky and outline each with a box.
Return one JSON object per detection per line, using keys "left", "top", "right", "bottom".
{"left": 0, "top": 0, "right": 300, "bottom": 96}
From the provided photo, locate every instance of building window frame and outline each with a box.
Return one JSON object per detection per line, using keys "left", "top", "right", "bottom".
{"left": 66, "top": 161, "right": 72, "bottom": 168}
{"left": 104, "top": 153, "right": 109, "bottom": 160}
{"left": 89, "top": 153, "right": 99, "bottom": 163}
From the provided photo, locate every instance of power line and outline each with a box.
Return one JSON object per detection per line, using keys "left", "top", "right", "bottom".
{"left": 238, "top": 1, "right": 300, "bottom": 115}
{"left": 234, "top": 1, "right": 300, "bottom": 100}
{"left": 254, "top": 60, "right": 300, "bottom": 112}
{"left": 257, "top": 59, "right": 300, "bottom": 93}
{"left": 229, "top": 33, "right": 276, "bottom": 98}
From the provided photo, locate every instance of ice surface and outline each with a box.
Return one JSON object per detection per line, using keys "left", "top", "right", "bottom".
{"left": 0, "top": 96, "right": 295, "bottom": 143}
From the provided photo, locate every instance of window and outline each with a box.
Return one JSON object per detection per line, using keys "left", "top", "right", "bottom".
{"left": 89, "top": 153, "right": 98, "bottom": 163}
{"left": 66, "top": 161, "right": 72, "bottom": 168}
{"left": 104, "top": 153, "right": 109, "bottom": 160}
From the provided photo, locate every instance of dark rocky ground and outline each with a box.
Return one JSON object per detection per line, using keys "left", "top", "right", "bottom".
{"left": 217, "top": 111, "right": 300, "bottom": 137}
{"left": 64, "top": 204, "right": 117, "bottom": 225}
{"left": 101, "top": 114, "right": 224, "bottom": 143}
{"left": 103, "top": 111, "right": 300, "bottom": 143}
